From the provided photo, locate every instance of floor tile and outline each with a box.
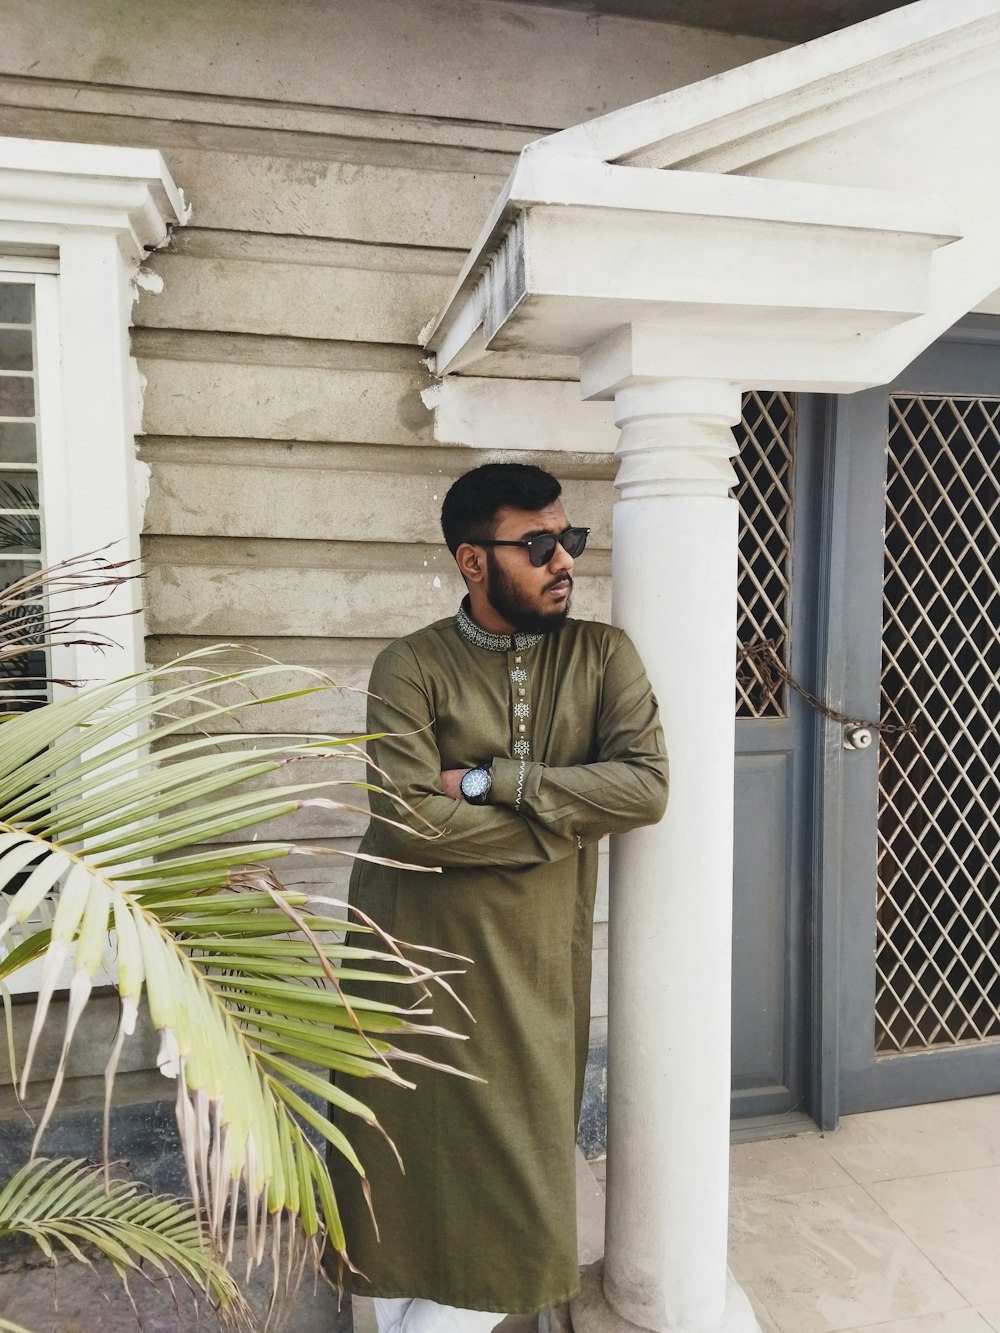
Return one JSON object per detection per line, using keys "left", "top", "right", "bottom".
{"left": 742, "top": 1283, "right": 782, "bottom": 1332}
{"left": 978, "top": 1306, "right": 1000, "bottom": 1332}
{"left": 949, "top": 1096, "right": 1000, "bottom": 1161}
{"left": 868, "top": 1168, "right": 1000, "bottom": 1306}
{"left": 731, "top": 1134, "right": 854, "bottom": 1197}
{"left": 728, "top": 1185, "right": 964, "bottom": 1333}
{"left": 828, "top": 1099, "right": 1000, "bottom": 1185}
{"left": 575, "top": 1147, "right": 605, "bottom": 1265}
{"left": 836, "top": 1313, "right": 993, "bottom": 1332}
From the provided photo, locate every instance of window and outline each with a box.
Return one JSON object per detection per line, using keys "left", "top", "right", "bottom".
{"left": 0, "top": 136, "right": 184, "bottom": 695}
{"left": 0, "top": 271, "right": 58, "bottom": 712}
{"left": 0, "top": 139, "right": 184, "bottom": 994}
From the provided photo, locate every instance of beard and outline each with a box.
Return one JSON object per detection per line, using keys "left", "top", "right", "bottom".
{"left": 485, "top": 549, "right": 573, "bottom": 634}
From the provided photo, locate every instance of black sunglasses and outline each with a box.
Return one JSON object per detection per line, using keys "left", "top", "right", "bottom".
{"left": 469, "top": 526, "right": 590, "bottom": 568}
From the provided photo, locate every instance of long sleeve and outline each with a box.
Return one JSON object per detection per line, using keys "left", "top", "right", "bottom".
{"left": 489, "top": 631, "right": 668, "bottom": 840}
{"left": 364, "top": 643, "right": 578, "bottom": 871}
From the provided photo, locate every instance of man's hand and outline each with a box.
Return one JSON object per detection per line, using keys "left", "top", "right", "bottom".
{"left": 440, "top": 769, "right": 470, "bottom": 800}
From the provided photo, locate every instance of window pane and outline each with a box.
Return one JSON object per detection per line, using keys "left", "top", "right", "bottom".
{"left": 0, "top": 376, "right": 34, "bottom": 417}
{"left": 0, "top": 470, "right": 38, "bottom": 504}
{"left": 0, "top": 423, "right": 36, "bottom": 464}
{"left": 0, "top": 561, "right": 45, "bottom": 705}
{"left": 0, "top": 284, "right": 32, "bottom": 325}
{"left": 0, "top": 328, "right": 32, "bottom": 372}
{"left": 0, "top": 471, "right": 41, "bottom": 552}
{"left": 0, "top": 649, "right": 47, "bottom": 708}
{"left": 0, "top": 557, "right": 38, "bottom": 586}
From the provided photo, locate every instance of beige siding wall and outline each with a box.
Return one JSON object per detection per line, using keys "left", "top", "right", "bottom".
{"left": 1, "top": 0, "right": 780, "bottom": 1041}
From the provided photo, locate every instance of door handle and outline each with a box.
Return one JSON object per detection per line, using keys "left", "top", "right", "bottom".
{"left": 843, "top": 726, "right": 873, "bottom": 750}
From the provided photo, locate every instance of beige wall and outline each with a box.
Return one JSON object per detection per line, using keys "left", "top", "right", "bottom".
{"left": 0, "top": 0, "right": 780, "bottom": 1039}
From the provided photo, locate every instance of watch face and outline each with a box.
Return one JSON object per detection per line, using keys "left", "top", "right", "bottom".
{"left": 461, "top": 768, "right": 490, "bottom": 799}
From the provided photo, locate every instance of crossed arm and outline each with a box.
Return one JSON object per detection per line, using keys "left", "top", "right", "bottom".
{"left": 364, "top": 634, "right": 668, "bottom": 871}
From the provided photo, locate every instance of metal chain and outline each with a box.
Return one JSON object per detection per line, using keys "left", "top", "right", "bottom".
{"left": 736, "top": 638, "right": 916, "bottom": 736}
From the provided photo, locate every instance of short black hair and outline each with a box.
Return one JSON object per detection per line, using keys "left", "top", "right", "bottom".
{"left": 440, "top": 464, "right": 562, "bottom": 556}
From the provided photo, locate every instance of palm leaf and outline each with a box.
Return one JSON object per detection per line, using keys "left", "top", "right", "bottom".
{"left": 0, "top": 551, "right": 144, "bottom": 714}
{"left": 0, "top": 1156, "right": 246, "bottom": 1321}
{"left": 0, "top": 649, "right": 458, "bottom": 1278}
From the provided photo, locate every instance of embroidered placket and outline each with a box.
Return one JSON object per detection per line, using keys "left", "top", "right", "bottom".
{"left": 510, "top": 650, "right": 532, "bottom": 760}
{"left": 454, "top": 601, "right": 537, "bottom": 763}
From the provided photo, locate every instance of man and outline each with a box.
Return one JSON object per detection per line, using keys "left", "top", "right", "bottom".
{"left": 330, "top": 463, "right": 668, "bottom": 1333}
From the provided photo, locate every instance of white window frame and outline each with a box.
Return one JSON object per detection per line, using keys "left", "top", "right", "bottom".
{"left": 0, "top": 135, "right": 185, "bottom": 691}
{"left": 0, "top": 139, "right": 184, "bottom": 994}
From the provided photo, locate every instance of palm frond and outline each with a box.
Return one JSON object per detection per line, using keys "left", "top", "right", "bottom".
{"left": 0, "top": 1156, "right": 247, "bottom": 1320}
{"left": 0, "top": 548, "right": 145, "bottom": 716}
{"left": 0, "top": 648, "right": 455, "bottom": 1277}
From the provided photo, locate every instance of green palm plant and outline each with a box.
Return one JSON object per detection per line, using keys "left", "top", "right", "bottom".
{"left": 0, "top": 1157, "right": 247, "bottom": 1317}
{"left": 0, "top": 555, "right": 459, "bottom": 1326}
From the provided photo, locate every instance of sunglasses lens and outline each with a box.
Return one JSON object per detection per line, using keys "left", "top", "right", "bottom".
{"left": 529, "top": 536, "right": 557, "bottom": 566}
{"left": 562, "top": 528, "right": 588, "bottom": 558}
{"left": 527, "top": 529, "right": 589, "bottom": 565}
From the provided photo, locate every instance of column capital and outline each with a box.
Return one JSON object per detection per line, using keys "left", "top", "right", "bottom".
{"left": 611, "top": 374, "right": 743, "bottom": 501}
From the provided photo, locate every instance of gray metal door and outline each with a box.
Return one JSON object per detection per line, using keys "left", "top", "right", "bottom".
{"left": 830, "top": 324, "right": 1000, "bottom": 1113}
{"left": 730, "top": 392, "right": 825, "bottom": 1122}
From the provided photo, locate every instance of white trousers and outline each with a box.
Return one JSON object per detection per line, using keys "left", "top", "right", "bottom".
{"left": 373, "top": 1297, "right": 506, "bottom": 1333}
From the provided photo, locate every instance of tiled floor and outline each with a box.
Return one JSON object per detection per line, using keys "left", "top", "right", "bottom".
{"left": 726, "top": 1095, "right": 1000, "bottom": 1333}
{"left": 590, "top": 1095, "right": 1000, "bottom": 1332}
{"left": 5, "top": 1099, "right": 999, "bottom": 1331}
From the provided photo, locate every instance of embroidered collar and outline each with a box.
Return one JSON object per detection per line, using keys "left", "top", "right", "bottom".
{"left": 456, "top": 600, "right": 543, "bottom": 653}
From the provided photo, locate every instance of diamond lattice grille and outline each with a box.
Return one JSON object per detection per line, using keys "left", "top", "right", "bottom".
{"left": 734, "top": 390, "right": 796, "bottom": 718}
{"left": 876, "top": 395, "right": 1000, "bottom": 1054}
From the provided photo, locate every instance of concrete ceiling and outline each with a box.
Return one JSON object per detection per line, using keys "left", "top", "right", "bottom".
{"left": 503, "top": 0, "right": 913, "bottom": 43}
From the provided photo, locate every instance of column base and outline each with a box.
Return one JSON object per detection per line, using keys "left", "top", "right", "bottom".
{"left": 570, "top": 1262, "right": 760, "bottom": 1333}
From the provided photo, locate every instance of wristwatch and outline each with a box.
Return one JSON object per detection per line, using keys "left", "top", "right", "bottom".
{"left": 460, "top": 765, "right": 492, "bottom": 805}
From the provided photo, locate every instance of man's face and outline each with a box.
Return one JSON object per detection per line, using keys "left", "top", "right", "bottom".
{"left": 483, "top": 500, "right": 576, "bottom": 634}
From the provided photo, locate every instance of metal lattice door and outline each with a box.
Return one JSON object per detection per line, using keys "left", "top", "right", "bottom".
{"left": 735, "top": 390, "right": 794, "bottom": 720}
{"left": 876, "top": 395, "right": 1000, "bottom": 1055}
{"left": 834, "top": 330, "right": 1000, "bottom": 1115}
{"left": 731, "top": 390, "right": 824, "bottom": 1122}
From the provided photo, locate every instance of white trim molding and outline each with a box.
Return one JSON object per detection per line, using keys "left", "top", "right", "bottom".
{"left": 536, "top": 0, "right": 1000, "bottom": 171}
{"left": 426, "top": 376, "right": 617, "bottom": 453}
{"left": 0, "top": 136, "right": 186, "bottom": 687}
{"left": 0, "top": 136, "right": 185, "bottom": 261}
{"left": 424, "top": 0, "right": 1000, "bottom": 396}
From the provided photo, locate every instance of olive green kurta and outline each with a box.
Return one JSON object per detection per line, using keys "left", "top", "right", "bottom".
{"left": 330, "top": 606, "right": 668, "bottom": 1313}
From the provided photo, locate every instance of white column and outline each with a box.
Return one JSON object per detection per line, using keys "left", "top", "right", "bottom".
{"left": 583, "top": 377, "right": 759, "bottom": 1333}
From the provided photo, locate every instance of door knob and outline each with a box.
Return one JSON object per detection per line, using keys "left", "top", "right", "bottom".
{"left": 844, "top": 726, "right": 873, "bottom": 750}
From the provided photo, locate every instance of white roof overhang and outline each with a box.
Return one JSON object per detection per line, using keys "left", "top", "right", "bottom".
{"left": 0, "top": 136, "right": 185, "bottom": 261}
{"left": 424, "top": 0, "right": 1000, "bottom": 397}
